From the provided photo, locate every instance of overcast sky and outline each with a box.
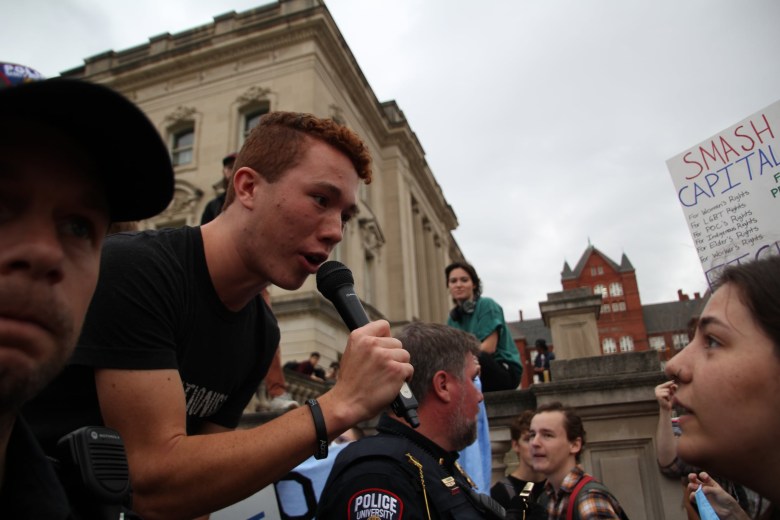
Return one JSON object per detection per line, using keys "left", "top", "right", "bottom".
{"left": 4, "top": 0, "right": 780, "bottom": 321}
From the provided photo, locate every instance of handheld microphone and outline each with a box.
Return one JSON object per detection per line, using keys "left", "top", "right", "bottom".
{"left": 317, "top": 261, "right": 420, "bottom": 428}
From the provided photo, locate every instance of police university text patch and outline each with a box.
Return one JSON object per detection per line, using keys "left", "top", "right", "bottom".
{"left": 348, "top": 488, "right": 404, "bottom": 520}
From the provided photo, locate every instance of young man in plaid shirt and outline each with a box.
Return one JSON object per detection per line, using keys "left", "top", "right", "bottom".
{"left": 528, "top": 402, "right": 628, "bottom": 519}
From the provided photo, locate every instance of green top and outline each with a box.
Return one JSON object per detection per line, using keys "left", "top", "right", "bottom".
{"left": 447, "top": 296, "right": 522, "bottom": 372}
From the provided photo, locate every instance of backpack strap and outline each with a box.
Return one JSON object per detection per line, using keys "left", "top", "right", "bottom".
{"left": 500, "top": 477, "right": 517, "bottom": 499}
{"left": 566, "top": 475, "right": 594, "bottom": 520}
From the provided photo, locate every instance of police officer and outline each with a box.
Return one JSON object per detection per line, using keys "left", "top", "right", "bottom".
{"left": 318, "top": 322, "right": 506, "bottom": 520}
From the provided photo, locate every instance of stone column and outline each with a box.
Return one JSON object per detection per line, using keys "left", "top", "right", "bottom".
{"left": 539, "top": 287, "right": 602, "bottom": 360}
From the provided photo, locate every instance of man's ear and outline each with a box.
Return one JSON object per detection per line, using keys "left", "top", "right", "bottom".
{"left": 232, "top": 167, "right": 261, "bottom": 208}
{"left": 569, "top": 437, "right": 583, "bottom": 457}
{"left": 431, "top": 370, "right": 452, "bottom": 403}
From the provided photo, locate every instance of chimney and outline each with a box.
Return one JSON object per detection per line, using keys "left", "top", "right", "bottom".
{"left": 677, "top": 289, "right": 689, "bottom": 301}
{"left": 518, "top": 309, "right": 524, "bottom": 322}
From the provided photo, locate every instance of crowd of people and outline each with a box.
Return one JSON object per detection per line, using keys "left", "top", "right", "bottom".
{"left": 1, "top": 61, "right": 778, "bottom": 520}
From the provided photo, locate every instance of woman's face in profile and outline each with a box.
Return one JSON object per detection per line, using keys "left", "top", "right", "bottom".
{"left": 447, "top": 267, "right": 475, "bottom": 303}
{"left": 665, "top": 283, "right": 780, "bottom": 483}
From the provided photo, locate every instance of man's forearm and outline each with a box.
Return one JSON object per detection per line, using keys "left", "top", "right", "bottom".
{"left": 128, "top": 392, "right": 354, "bottom": 520}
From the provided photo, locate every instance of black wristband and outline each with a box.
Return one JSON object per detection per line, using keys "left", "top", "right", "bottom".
{"left": 306, "top": 399, "right": 328, "bottom": 460}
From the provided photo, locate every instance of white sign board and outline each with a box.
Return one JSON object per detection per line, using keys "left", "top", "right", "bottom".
{"left": 667, "top": 99, "right": 780, "bottom": 287}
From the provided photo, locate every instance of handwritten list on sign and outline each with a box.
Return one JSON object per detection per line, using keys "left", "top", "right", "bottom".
{"left": 667, "top": 99, "right": 780, "bottom": 287}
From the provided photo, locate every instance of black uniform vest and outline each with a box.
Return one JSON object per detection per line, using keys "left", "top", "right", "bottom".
{"left": 326, "top": 433, "right": 504, "bottom": 519}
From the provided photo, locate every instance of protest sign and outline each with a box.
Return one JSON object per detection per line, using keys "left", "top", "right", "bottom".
{"left": 667, "top": 100, "right": 780, "bottom": 287}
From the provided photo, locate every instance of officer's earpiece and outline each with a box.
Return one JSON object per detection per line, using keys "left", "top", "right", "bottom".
{"left": 449, "top": 299, "right": 476, "bottom": 323}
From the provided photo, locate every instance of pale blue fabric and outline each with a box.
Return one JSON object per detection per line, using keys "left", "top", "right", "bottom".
{"left": 275, "top": 441, "right": 351, "bottom": 518}
{"left": 695, "top": 484, "right": 721, "bottom": 520}
{"left": 457, "top": 376, "right": 492, "bottom": 492}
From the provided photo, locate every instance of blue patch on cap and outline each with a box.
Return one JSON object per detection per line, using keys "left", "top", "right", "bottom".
{"left": 1, "top": 62, "right": 45, "bottom": 88}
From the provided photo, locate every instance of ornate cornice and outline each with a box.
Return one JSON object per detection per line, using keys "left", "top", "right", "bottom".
{"left": 236, "top": 85, "right": 272, "bottom": 105}
{"left": 163, "top": 105, "right": 197, "bottom": 126}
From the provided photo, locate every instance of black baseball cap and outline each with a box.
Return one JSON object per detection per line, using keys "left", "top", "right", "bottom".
{"left": 0, "top": 62, "right": 174, "bottom": 222}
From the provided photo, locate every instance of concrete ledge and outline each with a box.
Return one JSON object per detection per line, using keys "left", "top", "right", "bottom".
{"left": 551, "top": 350, "right": 661, "bottom": 381}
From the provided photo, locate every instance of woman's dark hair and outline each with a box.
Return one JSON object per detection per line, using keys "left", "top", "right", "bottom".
{"left": 534, "top": 401, "right": 586, "bottom": 462}
{"left": 444, "top": 261, "right": 482, "bottom": 300}
{"left": 714, "top": 255, "right": 780, "bottom": 357}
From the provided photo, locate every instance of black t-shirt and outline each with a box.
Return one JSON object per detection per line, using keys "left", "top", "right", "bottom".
{"left": 200, "top": 194, "right": 226, "bottom": 224}
{"left": 490, "top": 474, "right": 545, "bottom": 509}
{"left": 24, "top": 226, "right": 279, "bottom": 454}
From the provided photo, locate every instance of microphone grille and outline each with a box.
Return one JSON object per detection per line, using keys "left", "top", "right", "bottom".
{"left": 316, "top": 261, "right": 354, "bottom": 301}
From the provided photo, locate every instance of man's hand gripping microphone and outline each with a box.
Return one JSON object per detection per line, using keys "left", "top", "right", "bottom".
{"left": 317, "top": 261, "right": 420, "bottom": 428}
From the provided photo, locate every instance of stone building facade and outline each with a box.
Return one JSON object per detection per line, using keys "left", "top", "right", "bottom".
{"left": 61, "top": 0, "right": 462, "bottom": 366}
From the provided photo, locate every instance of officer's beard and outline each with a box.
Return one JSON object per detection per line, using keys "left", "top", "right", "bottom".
{"left": 450, "top": 390, "right": 478, "bottom": 452}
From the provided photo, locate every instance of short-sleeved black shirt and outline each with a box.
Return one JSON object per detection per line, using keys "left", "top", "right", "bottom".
{"left": 24, "top": 226, "right": 279, "bottom": 454}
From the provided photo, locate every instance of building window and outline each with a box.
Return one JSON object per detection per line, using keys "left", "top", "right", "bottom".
{"left": 593, "top": 284, "right": 607, "bottom": 298}
{"left": 602, "top": 338, "right": 617, "bottom": 354}
{"left": 673, "top": 333, "right": 689, "bottom": 350}
{"left": 239, "top": 102, "right": 270, "bottom": 147}
{"left": 609, "top": 282, "right": 623, "bottom": 297}
{"left": 620, "top": 336, "right": 635, "bottom": 352}
{"left": 601, "top": 304, "right": 611, "bottom": 313}
{"left": 590, "top": 266, "right": 604, "bottom": 276}
{"left": 171, "top": 126, "right": 194, "bottom": 166}
{"left": 650, "top": 336, "right": 666, "bottom": 351}
{"left": 611, "top": 301, "right": 626, "bottom": 312}
{"left": 242, "top": 107, "right": 268, "bottom": 141}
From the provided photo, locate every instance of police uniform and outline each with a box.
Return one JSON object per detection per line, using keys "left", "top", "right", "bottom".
{"left": 0, "top": 418, "right": 73, "bottom": 518}
{"left": 317, "top": 414, "right": 505, "bottom": 520}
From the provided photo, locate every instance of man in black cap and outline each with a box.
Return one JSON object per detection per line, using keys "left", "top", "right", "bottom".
{"left": 200, "top": 152, "right": 238, "bottom": 225}
{"left": 0, "top": 62, "right": 174, "bottom": 517}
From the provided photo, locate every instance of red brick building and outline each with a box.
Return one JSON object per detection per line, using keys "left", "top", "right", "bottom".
{"left": 510, "top": 244, "right": 707, "bottom": 388}
{"left": 561, "top": 245, "right": 647, "bottom": 354}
